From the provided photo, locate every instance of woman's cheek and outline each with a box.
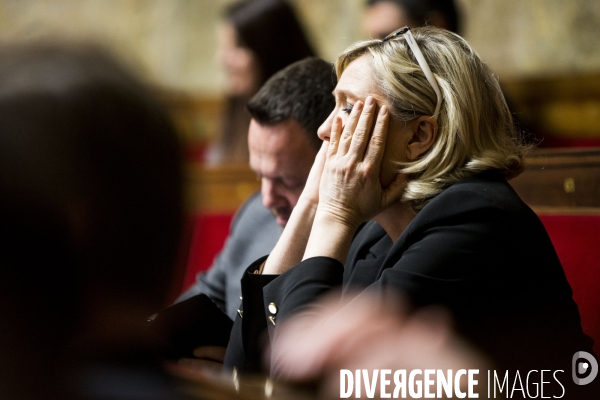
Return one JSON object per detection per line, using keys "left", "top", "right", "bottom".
{"left": 380, "top": 151, "right": 401, "bottom": 188}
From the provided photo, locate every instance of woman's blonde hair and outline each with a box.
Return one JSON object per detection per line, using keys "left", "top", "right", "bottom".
{"left": 336, "top": 27, "right": 528, "bottom": 209}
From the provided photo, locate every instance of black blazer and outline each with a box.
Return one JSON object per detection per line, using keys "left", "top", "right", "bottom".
{"left": 225, "top": 171, "right": 593, "bottom": 393}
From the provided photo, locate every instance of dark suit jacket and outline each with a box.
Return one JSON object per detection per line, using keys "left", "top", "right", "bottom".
{"left": 225, "top": 171, "right": 594, "bottom": 396}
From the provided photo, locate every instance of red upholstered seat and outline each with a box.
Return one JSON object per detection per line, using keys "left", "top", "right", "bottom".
{"left": 182, "top": 213, "right": 233, "bottom": 291}
{"left": 539, "top": 215, "right": 600, "bottom": 355}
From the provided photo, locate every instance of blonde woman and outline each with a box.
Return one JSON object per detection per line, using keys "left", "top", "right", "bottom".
{"left": 225, "top": 27, "right": 593, "bottom": 395}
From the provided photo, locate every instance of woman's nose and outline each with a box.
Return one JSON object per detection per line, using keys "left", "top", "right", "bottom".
{"left": 317, "top": 113, "right": 334, "bottom": 141}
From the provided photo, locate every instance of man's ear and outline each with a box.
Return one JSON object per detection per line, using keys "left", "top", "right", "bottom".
{"left": 407, "top": 116, "right": 438, "bottom": 161}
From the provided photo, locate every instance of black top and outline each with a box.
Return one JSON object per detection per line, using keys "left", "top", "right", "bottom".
{"left": 225, "top": 171, "right": 595, "bottom": 396}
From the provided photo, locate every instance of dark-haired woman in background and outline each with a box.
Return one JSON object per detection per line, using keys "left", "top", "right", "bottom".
{"left": 363, "top": 0, "right": 461, "bottom": 39}
{"left": 208, "top": 0, "right": 316, "bottom": 164}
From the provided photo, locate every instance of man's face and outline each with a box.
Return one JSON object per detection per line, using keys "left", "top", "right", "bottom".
{"left": 248, "top": 119, "right": 318, "bottom": 227}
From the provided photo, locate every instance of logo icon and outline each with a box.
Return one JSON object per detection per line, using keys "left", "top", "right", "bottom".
{"left": 572, "top": 351, "right": 598, "bottom": 385}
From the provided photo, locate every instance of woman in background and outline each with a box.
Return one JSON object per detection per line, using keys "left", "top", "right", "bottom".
{"left": 208, "top": 0, "right": 316, "bottom": 164}
{"left": 363, "top": 0, "right": 461, "bottom": 39}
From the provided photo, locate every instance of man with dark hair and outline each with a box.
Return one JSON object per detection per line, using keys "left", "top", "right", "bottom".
{"left": 246, "top": 57, "right": 331, "bottom": 151}
{"left": 158, "top": 58, "right": 335, "bottom": 371}
{"left": 363, "top": 0, "right": 461, "bottom": 39}
{"left": 176, "top": 57, "right": 335, "bottom": 323}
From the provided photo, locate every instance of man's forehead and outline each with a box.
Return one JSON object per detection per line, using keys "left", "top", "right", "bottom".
{"left": 249, "top": 149, "right": 306, "bottom": 180}
{"left": 248, "top": 119, "right": 316, "bottom": 176}
{"left": 249, "top": 119, "right": 311, "bottom": 149}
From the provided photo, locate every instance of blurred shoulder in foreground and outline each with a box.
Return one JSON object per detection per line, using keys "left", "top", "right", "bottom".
{"left": 0, "top": 42, "right": 185, "bottom": 399}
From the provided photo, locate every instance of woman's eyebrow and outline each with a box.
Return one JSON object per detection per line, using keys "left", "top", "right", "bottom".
{"left": 332, "top": 87, "right": 360, "bottom": 101}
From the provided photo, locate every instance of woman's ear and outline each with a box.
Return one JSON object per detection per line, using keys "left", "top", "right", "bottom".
{"left": 406, "top": 116, "right": 438, "bottom": 161}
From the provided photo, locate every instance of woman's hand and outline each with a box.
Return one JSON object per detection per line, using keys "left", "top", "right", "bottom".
{"left": 297, "top": 140, "right": 329, "bottom": 206}
{"left": 318, "top": 96, "right": 404, "bottom": 230}
{"left": 176, "top": 345, "right": 227, "bottom": 373}
{"left": 302, "top": 96, "right": 405, "bottom": 264}
{"left": 262, "top": 142, "right": 329, "bottom": 275}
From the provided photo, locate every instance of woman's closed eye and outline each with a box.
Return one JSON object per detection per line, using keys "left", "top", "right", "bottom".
{"left": 342, "top": 103, "right": 354, "bottom": 114}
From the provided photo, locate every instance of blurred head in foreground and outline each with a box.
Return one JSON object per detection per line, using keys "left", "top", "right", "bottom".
{"left": 0, "top": 43, "right": 183, "bottom": 399}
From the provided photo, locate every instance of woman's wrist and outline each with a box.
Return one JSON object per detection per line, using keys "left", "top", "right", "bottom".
{"left": 262, "top": 196, "right": 320, "bottom": 275}
{"left": 302, "top": 208, "right": 360, "bottom": 265}
{"left": 294, "top": 196, "right": 320, "bottom": 214}
{"left": 313, "top": 203, "right": 363, "bottom": 233}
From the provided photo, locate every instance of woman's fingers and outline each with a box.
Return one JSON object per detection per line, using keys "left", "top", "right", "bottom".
{"left": 327, "top": 116, "right": 342, "bottom": 157}
{"left": 315, "top": 140, "right": 329, "bottom": 171}
{"left": 300, "top": 141, "right": 329, "bottom": 204}
{"left": 363, "top": 105, "right": 389, "bottom": 170}
{"left": 362, "top": 105, "right": 404, "bottom": 209}
{"left": 191, "top": 345, "right": 227, "bottom": 362}
{"left": 336, "top": 101, "right": 363, "bottom": 156}
{"left": 308, "top": 141, "right": 329, "bottom": 183}
{"left": 347, "top": 96, "right": 377, "bottom": 161}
